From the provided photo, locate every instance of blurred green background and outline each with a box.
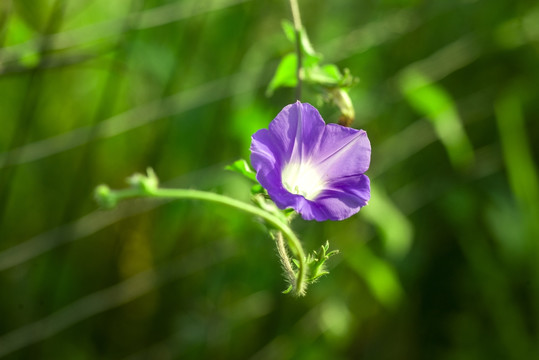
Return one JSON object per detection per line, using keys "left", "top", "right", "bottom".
{"left": 1, "top": 0, "right": 539, "bottom": 358}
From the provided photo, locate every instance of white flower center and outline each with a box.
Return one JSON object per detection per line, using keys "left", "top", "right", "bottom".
{"left": 281, "top": 161, "right": 326, "bottom": 200}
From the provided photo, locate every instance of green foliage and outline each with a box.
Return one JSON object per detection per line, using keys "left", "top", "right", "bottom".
{"left": 96, "top": 167, "right": 315, "bottom": 297}
{"left": 1, "top": 0, "right": 539, "bottom": 359}
{"left": 267, "top": 52, "right": 298, "bottom": 96}
{"left": 345, "top": 244, "right": 403, "bottom": 310}
{"left": 306, "top": 241, "right": 339, "bottom": 282}
{"left": 12, "top": 0, "right": 58, "bottom": 32}
{"left": 225, "top": 158, "right": 258, "bottom": 182}
{"left": 266, "top": 18, "right": 357, "bottom": 124}
{"left": 494, "top": 88, "right": 539, "bottom": 245}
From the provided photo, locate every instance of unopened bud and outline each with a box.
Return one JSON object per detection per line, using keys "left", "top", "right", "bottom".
{"left": 94, "top": 184, "right": 117, "bottom": 209}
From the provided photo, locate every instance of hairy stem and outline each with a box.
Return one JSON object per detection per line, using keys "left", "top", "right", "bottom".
{"left": 274, "top": 231, "right": 298, "bottom": 291}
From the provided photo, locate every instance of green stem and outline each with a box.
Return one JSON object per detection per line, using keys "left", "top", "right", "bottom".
{"left": 109, "top": 187, "right": 307, "bottom": 295}
{"left": 274, "top": 231, "right": 297, "bottom": 291}
{"left": 289, "top": 0, "right": 303, "bottom": 101}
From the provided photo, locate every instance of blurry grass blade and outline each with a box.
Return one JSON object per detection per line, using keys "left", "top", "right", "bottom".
{"left": 0, "top": 69, "right": 262, "bottom": 168}
{"left": 0, "top": 165, "right": 227, "bottom": 272}
{"left": 522, "top": 6, "right": 539, "bottom": 43}
{"left": 362, "top": 185, "right": 413, "bottom": 259}
{"left": 13, "top": 0, "right": 57, "bottom": 32}
{"left": 494, "top": 88, "right": 539, "bottom": 243}
{"left": 345, "top": 244, "right": 403, "bottom": 309}
{"left": 319, "top": 9, "right": 420, "bottom": 63}
{"left": 397, "top": 35, "right": 480, "bottom": 85}
{"left": 1, "top": 0, "right": 253, "bottom": 64}
{"left": 399, "top": 69, "right": 474, "bottom": 169}
{"left": 0, "top": 244, "right": 234, "bottom": 358}
{"left": 225, "top": 159, "right": 257, "bottom": 182}
{"left": 318, "top": 299, "right": 352, "bottom": 339}
{"left": 495, "top": 6, "right": 539, "bottom": 49}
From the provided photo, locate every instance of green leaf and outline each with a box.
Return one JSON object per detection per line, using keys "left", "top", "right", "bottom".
{"left": 281, "top": 19, "right": 296, "bottom": 43}
{"left": 267, "top": 20, "right": 324, "bottom": 96}
{"left": 298, "top": 26, "right": 317, "bottom": 57}
{"left": 322, "top": 64, "right": 342, "bottom": 81}
{"left": 266, "top": 53, "right": 298, "bottom": 96}
{"left": 303, "top": 51, "right": 322, "bottom": 69}
{"left": 305, "top": 64, "right": 343, "bottom": 86}
{"left": 266, "top": 51, "right": 322, "bottom": 96}
{"left": 250, "top": 184, "right": 265, "bottom": 196}
{"left": 225, "top": 159, "right": 257, "bottom": 182}
{"left": 281, "top": 19, "right": 317, "bottom": 57}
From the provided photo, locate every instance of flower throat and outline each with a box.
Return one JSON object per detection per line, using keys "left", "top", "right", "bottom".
{"left": 281, "top": 160, "right": 326, "bottom": 200}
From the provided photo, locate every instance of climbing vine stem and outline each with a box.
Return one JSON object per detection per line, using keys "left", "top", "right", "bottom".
{"left": 289, "top": 0, "right": 303, "bottom": 100}
{"left": 95, "top": 169, "right": 307, "bottom": 296}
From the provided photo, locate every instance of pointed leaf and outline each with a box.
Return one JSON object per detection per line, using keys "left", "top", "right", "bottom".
{"left": 305, "top": 64, "right": 343, "bottom": 86}
{"left": 225, "top": 159, "right": 257, "bottom": 182}
{"left": 281, "top": 19, "right": 296, "bottom": 43}
{"left": 266, "top": 53, "right": 298, "bottom": 96}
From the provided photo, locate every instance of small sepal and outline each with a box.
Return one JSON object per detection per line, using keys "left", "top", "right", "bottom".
{"left": 252, "top": 194, "right": 291, "bottom": 225}
{"left": 94, "top": 184, "right": 117, "bottom": 209}
{"left": 251, "top": 194, "right": 298, "bottom": 225}
{"left": 225, "top": 159, "right": 258, "bottom": 182}
{"left": 282, "top": 285, "right": 293, "bottom": 294}
{"left": 250, "top": 183, "right": 265, "bottom": 196}
{"left": 306, "top": 241, "right": 339, "bottom": 282}
{"left": 127, "top": 168, "right": 159, "bottom": 194}
{"left": 279, "top": 240, "right": 339, "bottom": 294}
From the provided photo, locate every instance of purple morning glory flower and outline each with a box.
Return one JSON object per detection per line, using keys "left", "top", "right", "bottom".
{"left": 250, "top": 101, "right": 371, "bottom": 221}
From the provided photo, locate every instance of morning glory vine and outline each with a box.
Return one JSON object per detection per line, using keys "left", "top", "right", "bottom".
{"left": 94, "top": 0, "right": 370, "bottom": 297}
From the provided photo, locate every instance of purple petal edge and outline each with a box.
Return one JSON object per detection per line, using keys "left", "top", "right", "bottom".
{"left": 250, "top": 102, "right": 371, "bottom": 221}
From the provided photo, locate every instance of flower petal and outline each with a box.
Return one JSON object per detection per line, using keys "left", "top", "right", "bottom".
{"left": 250, "top": 101, "right": 371, "bottom": 222}
{"left": 303, "top": 174, "right": 370, "bottom": 221}
{"left": 314, "top": 124, "right": 371, "bottom": 179}
{"left": 251, "top": 128, "right": 301, "bottom": 208}
{"left": 250, "top": 128, "right": 283, "bottom": 171}
{"left": 250, "top": 128, "right": 284, "bottom": 190}
{"left": 267, "top": 101, "right": 326, "bottom": 163}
